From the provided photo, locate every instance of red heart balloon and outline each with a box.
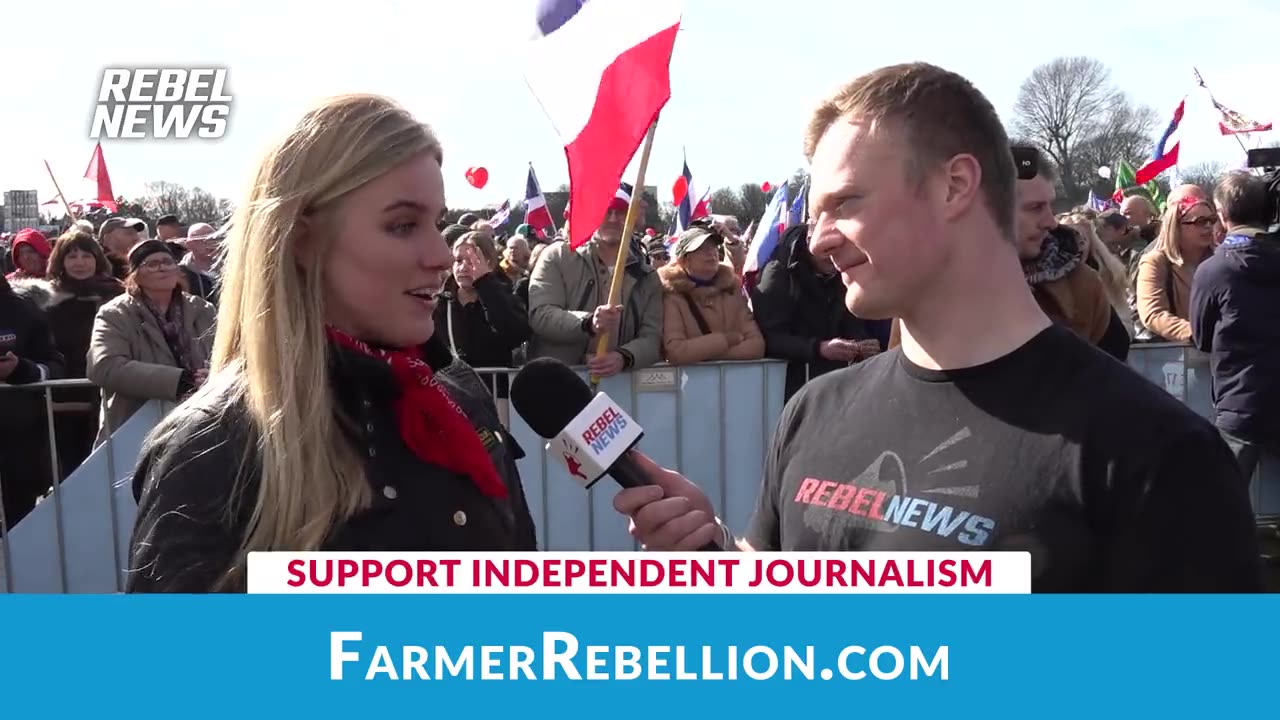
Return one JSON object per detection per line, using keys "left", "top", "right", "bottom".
{"left": 672, "top": 176, "right": 689, "bottom": 205}
{"left": 761, "top": 181, "right": 772, "bottom": 193}
{"left": 466, "top": 166, "right": 489, "bottom": 189}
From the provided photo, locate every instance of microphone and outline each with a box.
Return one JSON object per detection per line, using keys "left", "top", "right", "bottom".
{"left": 510, "top": 357, "right": 722, "bottom": 551}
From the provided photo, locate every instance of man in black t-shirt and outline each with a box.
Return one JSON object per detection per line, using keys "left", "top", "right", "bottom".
{"left": 612, "top": 62, "right": 1261, "bottom": 592}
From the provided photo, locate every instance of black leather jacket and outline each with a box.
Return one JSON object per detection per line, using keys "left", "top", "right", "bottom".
{"left": 126, "top": 335, "right": 537, "bottom": 592}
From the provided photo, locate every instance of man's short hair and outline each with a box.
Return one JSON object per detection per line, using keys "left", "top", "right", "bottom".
{"left": 1099, "top": 210, "right": 1128, "bottom": 231}
{"left": 804, "top": 62, "right": 1017, "bottom": 238}
{"left": 156, "top": 214, "right": 181, "bottom": 227}
{"left": 1214, "top": 171, "right": 1272, "bottom": 228}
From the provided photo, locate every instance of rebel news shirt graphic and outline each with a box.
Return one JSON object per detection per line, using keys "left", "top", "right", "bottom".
{"left": 746, "top": 325, "right": 1261, "bottom": 592}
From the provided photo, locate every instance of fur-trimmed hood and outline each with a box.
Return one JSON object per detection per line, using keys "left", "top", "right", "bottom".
{"left": 8, "top": 277, "right": 55, "bottom": 310}
{"left": 658, "top": 262, "right": 738, "bottom": 296}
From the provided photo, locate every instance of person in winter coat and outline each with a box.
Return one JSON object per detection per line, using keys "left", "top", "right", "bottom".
{"left": 750, "top": 224, "right": 888, "bottom": 400}
{"left": 87, "top": 240, "right": 216, "bottom": 445}
{"left": 1190, "top": 171, "right": 1280, "bottom": 482}
{"left": 5, "top": 228, "right": 52, "bottom": 281}
{"left": 435, "top": 230, "right": 530, "bottom": 400}
{"left": 527, "top": 188, "right": 663, "bottom": 377}
{"left": 34, "top": 230, "right": 125, "bottom": 475}
{"left": 0, "top": 273, "right": 65, "bottom": 529}
{"left": 127, "top": 94, "right": 537, "bottom": 593}
{"left": 659, "top": 225, "right": 764, "bottom": 365}
{"left": 1137, "top": 197, "right": 1217, "bottom": 344}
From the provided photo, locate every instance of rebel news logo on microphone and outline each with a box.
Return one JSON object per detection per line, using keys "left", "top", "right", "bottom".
{"left": 89, "top": 68, "right": 232, "bottom": 140}
{"left": 555, "top": 394, "right": 644, "bottom": 488}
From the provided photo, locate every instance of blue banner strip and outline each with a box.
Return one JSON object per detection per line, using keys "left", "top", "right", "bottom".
{"left": 2, "top": 595, "right": 1276, "bottom": 717}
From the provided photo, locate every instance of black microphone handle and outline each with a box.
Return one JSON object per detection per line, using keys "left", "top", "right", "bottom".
{"left": 608, "top": 451, "right": 723, "bottom": 552}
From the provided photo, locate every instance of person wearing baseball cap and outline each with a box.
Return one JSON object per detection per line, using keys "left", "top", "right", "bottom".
{"left": 527, "top": 182, "right": 663, "bottom": 378}
{"left": 98, "top": 217, "right": 146, "bottom": 279}
{"left": 658, "top": 223, "right": 764, "bottom": 365}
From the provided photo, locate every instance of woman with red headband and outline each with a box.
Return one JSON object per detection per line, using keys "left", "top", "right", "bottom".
{"left": 1136, "top": 196, "right": 1218, "bottom": 343}
{"left": 127, "top": 95, "right": 538, "bottom": 592}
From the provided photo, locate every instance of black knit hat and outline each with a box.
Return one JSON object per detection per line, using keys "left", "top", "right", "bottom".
{"left": 128, "top": 239, "right": 174, "bottom": 272}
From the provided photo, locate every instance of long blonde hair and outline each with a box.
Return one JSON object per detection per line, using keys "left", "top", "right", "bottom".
{"left": 1154, "top": 199, "right": 1212, "bottom": 266}
{"left": 207, "top": 94, "right": 442, "bottom": 587}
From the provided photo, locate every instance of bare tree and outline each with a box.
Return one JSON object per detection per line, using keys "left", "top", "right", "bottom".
{"left": 1013, "top": 57, "right": 1156, "bottom": 203}
{"left": 1180, "top": 161, "right": 1227, "bottom": 195}
{"left": 139, "top": 181, "right": 233, "bottom": 226}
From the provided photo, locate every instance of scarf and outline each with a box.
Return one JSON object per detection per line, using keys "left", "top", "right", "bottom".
{"left": 141, "top": 291, "right": 198, "bottom": 375}
{"left": 325, "top": 327, "right": 507, "bottom": 499}
{"left": 1022, "top": 227, "right": 1084, "bottom": 286}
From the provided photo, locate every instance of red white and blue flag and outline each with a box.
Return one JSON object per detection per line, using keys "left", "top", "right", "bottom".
{"left": 675, "top": 158, "right": 710, "bottom": 233}
{"left": 1135, "top": 98, "right": 1184, "bottom": 186}
{"left": 525, "top": 0, "right": 682, "bottom": 249}
{"left": 487, "top": 200, "right": 512, "bottom": 229}
{"left": 744, "top": 180, "right": 789, "bottom": 276}
{"left": 523, "top": 165, "right": 554, "bottom": 233}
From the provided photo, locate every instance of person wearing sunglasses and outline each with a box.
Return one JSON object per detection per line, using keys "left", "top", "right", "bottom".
{"left": 1136, "top": 197, "right": 1218, "bottom": 343}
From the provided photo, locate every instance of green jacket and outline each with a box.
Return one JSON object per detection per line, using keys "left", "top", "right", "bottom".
{"left": 527, "top": 240, "right": 663, "bottom": 369}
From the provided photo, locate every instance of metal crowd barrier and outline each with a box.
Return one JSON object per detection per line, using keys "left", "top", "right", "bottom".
{"left": 1, "top": 345, "right": 1276, "bottom": 593}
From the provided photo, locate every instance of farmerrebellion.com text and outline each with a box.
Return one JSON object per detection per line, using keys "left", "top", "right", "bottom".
{"left": 331, "top": 632, "right": 949, "bottom": 682}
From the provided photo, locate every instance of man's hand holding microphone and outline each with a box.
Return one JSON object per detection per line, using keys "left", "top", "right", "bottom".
{"left": 611, "top": 453, "right": 731, "bottom": 551}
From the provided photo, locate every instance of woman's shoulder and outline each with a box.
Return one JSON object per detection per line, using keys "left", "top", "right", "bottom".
{"left": 133, "top": 383, "right": 254, "bottom": 504}
{"left": 98, "top": 291, "right": 136, "bottom": 314}
{"left": 181, "top": 291, "right": 217, "bottom": 314}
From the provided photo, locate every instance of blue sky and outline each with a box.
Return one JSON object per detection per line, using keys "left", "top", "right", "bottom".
{"left": 2, "top": 0, "right": 1277, "bottom": 211}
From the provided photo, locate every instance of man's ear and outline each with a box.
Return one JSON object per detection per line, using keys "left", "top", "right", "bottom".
{"left": 940, "top": 153, "right": 982, "bottom": 222}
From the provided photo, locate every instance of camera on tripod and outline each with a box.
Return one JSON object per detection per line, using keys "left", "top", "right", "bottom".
{"left": 1245, "top": 148, "right": 1280, "bottom": 226}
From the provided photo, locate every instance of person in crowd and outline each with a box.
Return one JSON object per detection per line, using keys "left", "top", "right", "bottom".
{"left": 717, "top": 222, "right": 747, "bottom": 280}
{"left": 659, "top": 224, "right": 764, "bottom": 365}
{"left": 527, "top": 185, "right": 663, "bottom": 378}
{"left": 1058, "top": 213, "right": 1134, "bottom": 340}
{"left": 457, "top": 212, "right": 480, "bottom": 227}
{"left": 442, "top": 223, "right": 470, "bottom": 247}
{"left": 1190, "top": 171, "right": 1280, "bottom": 486}
{"left": 515, "top": 240, "right": 553, "bottom": 309}
{"left": 0, "top": 273, "right": 65, "bottom": 529}
{"left": 501, "top": 234, "right": 532, "bottom": 286}
{"left": 97, "top": 217, "right": 145, "bottom": 280}
{"left": 436, "top": 230, "right": 530, "bottom": 404}
{"left": 1012, "top": 147, "right": 1130, "bottom": 361}
{"left": 1121, "top": 195, "right": 1158, "bottom": 244}
{"left": 644, "top": 234, "right": 670, "bottom": 268}
{"left": 751, "top": 223, "right": 888, "bottom": 400}
{"left": 612, "top": 62, "right": 1259, "bottom": 592}
{"left": 1136, "top": 197, "right": 1217, "bottom": 343}
{"left": 0, "top": 234, "right": 13, "bottom": 275}
{"left": 126, "top": 94, "right": 536, "bottom": 593}
{"left": 5, "top": 228, "right": 52, "bottom": 280}
{"left": 1168, "top": 183, "right": 1227, "bottom": 246}
{"left": 155, "top": 214, "right": 185, "bottom": 257}
{"left": 87, "top": 239, "right": 216, "bottom": 445}
{"left": 27, "top": 230, "right": 125, "bottom": 477}
{"left": 177, "top": 222, "right": 220, "bottom": 304}
{"left": 1096, "top": 210, "right": 1129, "bottom": 252}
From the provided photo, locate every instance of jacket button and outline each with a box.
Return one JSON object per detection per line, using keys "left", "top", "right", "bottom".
{"left": 453, "top": 511, "right": 467, "bottom": 526}
{"left": 383, "top": 486, "right": 398, "bottom": 500}
{"left": 368, "top": 447, "right": 377, "bottom": 458}
{"left": 365, "top": 422, "right": 375, "bottom": 434}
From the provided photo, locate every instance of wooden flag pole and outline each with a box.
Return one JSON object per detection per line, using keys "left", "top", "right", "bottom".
{"left": 591, "top": 118, "right": 660, "bottom": 383}
{"left": 43, "top": 160, "right": 79, "bottom": 221}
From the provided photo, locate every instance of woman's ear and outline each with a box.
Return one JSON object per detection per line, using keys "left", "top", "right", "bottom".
{"left": 291, "top": 216, "right": 316, "bottom": 269}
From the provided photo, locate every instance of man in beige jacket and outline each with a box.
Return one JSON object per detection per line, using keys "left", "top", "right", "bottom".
{"left": 527, "top": 185, "right": 662, "bottom": 378}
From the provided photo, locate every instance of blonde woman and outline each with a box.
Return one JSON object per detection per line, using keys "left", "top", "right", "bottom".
{"left": 1058, "top": 213, "right": 1133, "bottom": 339}
{"left": 127, "top": 95, "right": 537, "bottom": 593}
{"left": 1136, "top": 197, "right": 1217, "bottom": 343}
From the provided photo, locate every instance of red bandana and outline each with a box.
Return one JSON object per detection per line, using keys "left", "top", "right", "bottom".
{"left": 326, "top": 327, "right": 507, "bottom": 499}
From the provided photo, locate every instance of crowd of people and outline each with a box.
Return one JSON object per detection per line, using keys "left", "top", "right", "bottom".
{"left": 0, "top": 69, "right": 1276, "bottom": 593}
